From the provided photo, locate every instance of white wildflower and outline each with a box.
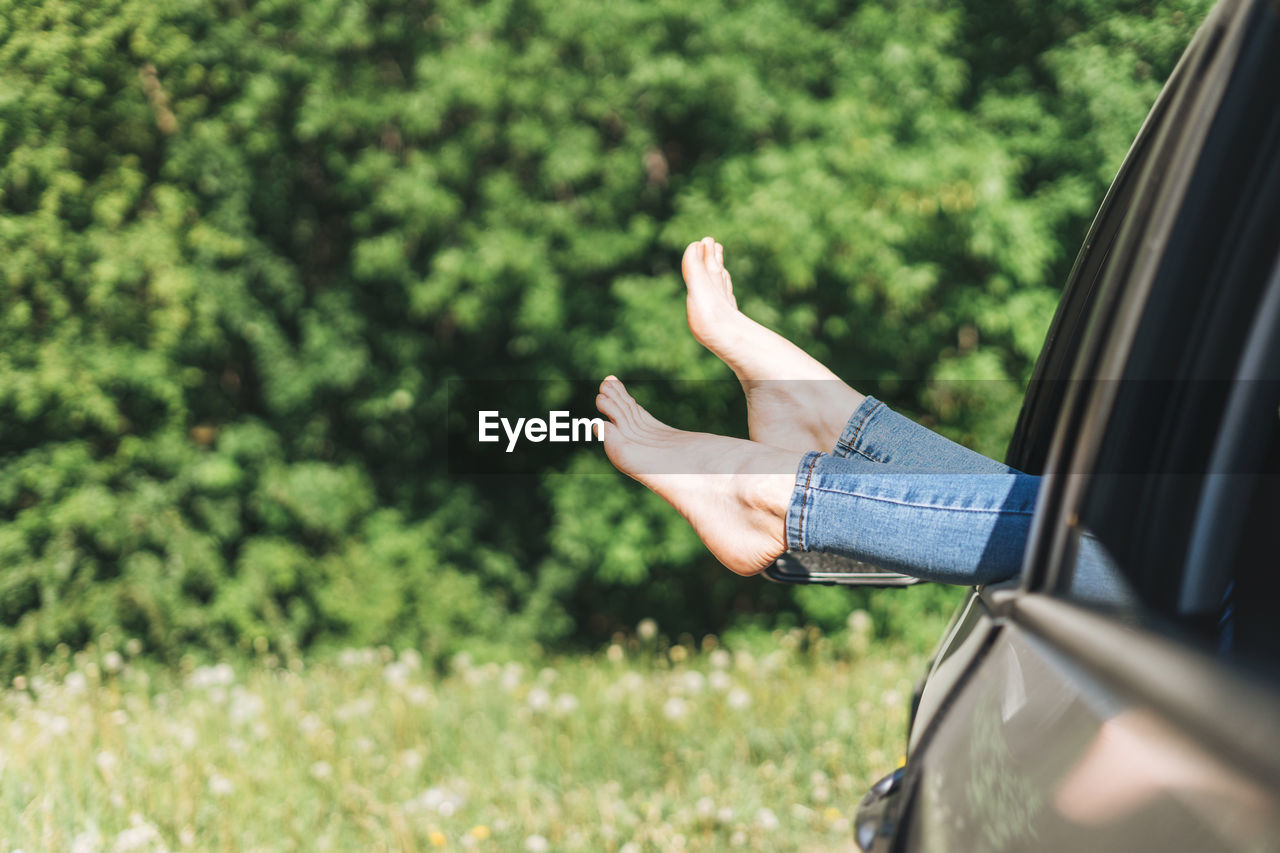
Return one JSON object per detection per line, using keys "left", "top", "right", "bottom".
{"left": 65, "top": 672, "right": 88, "bottom": 694}
{"left": 847, "top": 609, "right": 872, "bottom": 635}
{"left": 679, "top": 670, "right": 705, "bottom": 694}
{"left": 755, "top": 807, "right": 780, "bottom": 831}
{"left": 208, "top": 774, "right": 234, "bottom": 797}
{"left": 113, "top": 814, "right": 163, "bottom": 852}
{"left": 695, "top": 796, "right": 716, "bottom": 820}
{"left": 173, "top": 724, "right": 197, "bottom": 751}
{"left": 709, "top": 670, "right": 732, "bottom": 692}
{"left": 335, "top": 696, "right": 375, "bottom": 721}
{"left": 553, "top": 693, "right": 579, "bottom": 716}
{"left": 399, "top": 749, "right": 424, "bottom": 772}
{"left": 102, "top": 651, "right": 125, "bottom": 673}
{"left": 607, "top": 644, "right": 624, "bottom": 663}
{"left": 762, "top": 650, "right": 786, "bottom": 673}
{"left": 636, "top": 618, "right": 658, "bottom": 641}
{"left": 187, "top": 663, "right": 234, "bottom": 689}
{"left": 526, "top": 687, "right": 551, "bottom": 713}
{"left": 727, "top": 687, "right": 751, "bottom": 710}
{"left": 419, "top": 786, "right": 466, "bottom": 816}
{"left": 72, "top": 829, "right": 102, "bottom": 853}
{"left": 310, "top": 761, "right": 332, "bottom": 780}
{"left": 228, "top": 688, "right": 265, "bottom": 725}
{"left": 525, "top": 835, "right": 550, "bottom": 852}
{"left": 95, "top": 751, "right": 117, "bottom": 775}
{"left": 709, "top": 648, "right": 731, "bottom": 669}
{"left": 662, "top": 696, "right": 689, "bottom": 721}
{"left": 337, "top": 649, "right": 365, "bottom": 669}
{"left": 501, "top": 662, "right": 524, "bottom": 691}
{"left": 383, "top": 661, "right": 412, "bottom": 689}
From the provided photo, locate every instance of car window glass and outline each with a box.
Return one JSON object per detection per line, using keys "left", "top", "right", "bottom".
{"left": 1052, "top": 0, "right": 1280, "bottom": 680}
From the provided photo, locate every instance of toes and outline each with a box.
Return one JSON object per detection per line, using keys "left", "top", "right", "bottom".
{"left": 596, "top": 389, "right": 623, "bottom": 425}
{"left": 701, "top": 237, "right": 718, "bottom": 271}
{"left": 714, "top": 241, "right": 724, "bottom": 268}
{"left": 682, "top": 241, "right": 705, "bottom": 282}
{"left": 601, "top": 376, "right": 657, "bottom": 433}
{"left": 598, "top": 377, "right": 636, "bottom": 429}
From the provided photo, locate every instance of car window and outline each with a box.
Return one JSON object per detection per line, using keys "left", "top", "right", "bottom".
{"left": 1010, "top": 4, "right": 1229, "bottom": 590}
{"left": 1212, "top": 402, "right": 1280, "bottom": 673}
{"left": 1050, "top": 0, "right": 1280, "bottom": 677}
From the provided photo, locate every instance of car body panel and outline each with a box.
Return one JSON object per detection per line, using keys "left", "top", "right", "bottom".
{"left": 903, "top": 617, "right": 1280, "bottom": 852}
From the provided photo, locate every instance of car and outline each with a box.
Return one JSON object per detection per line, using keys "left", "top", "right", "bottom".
{"left": 766, "top": 0, "right": 1280, "bottom": 848}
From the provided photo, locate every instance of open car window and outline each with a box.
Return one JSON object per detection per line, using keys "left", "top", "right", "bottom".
{"left": 1048, "top": 0, "right": 1280, "bottom": 679}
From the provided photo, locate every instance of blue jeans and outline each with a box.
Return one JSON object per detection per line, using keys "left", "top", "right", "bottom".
{"left": 785, "top": 396, "right": 1133, "bottom": 601}
{"left": 784, "top": 396, "right": 1037, "bottom": 585}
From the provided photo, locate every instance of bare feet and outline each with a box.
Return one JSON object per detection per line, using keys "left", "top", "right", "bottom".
{"left": 682, "top": 237, "right": 865, "bottom": 454}
{"left": 595, "top": 376, "right": 797, "bottom": 576}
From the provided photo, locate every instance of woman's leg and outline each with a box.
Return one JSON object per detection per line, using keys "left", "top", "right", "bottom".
{"left": 787, "top": 450, "right": 1037, "bottom": 584}
{"left": 681, "top": 238, "right": 864, "bottom": 454}
{"left": 831, "top": 395, "right": 1018, "bottom": 474}
{"left": 682, "top": 237, "right": 1018, "bottom": 475}
{"left": 595, "top": 376, "right": 1036, "bottom": 585}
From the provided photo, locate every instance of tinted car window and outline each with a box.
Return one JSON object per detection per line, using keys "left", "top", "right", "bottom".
{"left": 1052, "top": 0, "right": 1280, "bottom": 674}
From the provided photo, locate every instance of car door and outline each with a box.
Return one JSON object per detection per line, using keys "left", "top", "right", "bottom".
{"left": 858, "top": 1, "right": 1280, "bottom": 849}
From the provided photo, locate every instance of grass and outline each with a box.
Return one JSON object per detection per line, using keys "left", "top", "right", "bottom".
{"left": 0, "top": 615, "right": 944, "bottom": 852}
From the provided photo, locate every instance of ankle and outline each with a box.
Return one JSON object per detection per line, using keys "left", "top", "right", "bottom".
{"left": 736, "top": 456, "right": 799, "bottom": 523}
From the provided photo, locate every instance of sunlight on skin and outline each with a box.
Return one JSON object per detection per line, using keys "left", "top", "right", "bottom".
{"left": 681, "top": 236, "right": 865, "bottom": 455}
{"left": 595, "top": 375, "right": 797, "bottom": 576}
{"left": 595, "top": 236, "right": 870, "bottom": 576}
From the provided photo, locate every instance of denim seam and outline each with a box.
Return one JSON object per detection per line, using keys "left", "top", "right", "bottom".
{"left": 797, "top": 453, "right": 820, "bottom": 551}
{"left": 837, "top": 400, "right": 884, "bottom": 460}
{"left": 805, "top": 484, "right": 1037, "bottom": 516}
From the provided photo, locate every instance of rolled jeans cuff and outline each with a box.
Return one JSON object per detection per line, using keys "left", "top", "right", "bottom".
{"left": 833, "top": 396, "right": 887, "bottom": 460}
{"left": 785, "top": 451, "right": 823, "bottom": 552}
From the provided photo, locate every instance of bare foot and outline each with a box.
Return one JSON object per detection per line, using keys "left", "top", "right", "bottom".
{"left": 682, "top": 237, "right": 865, "bottom": 454}
{"left": 595, "top": 376, "right": 797, "bottom": 576}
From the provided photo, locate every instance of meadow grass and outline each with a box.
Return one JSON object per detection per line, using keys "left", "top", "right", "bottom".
{"left": 0, "top": 615, "right": 944, "bottom": 852}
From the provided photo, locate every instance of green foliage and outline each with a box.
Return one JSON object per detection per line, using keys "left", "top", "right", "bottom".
{"left": 0, "top": 0, "right": 1210, "bottom": 672}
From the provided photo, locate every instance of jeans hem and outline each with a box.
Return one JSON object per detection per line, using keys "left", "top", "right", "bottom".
{"left": 785, "top": 451, "right": 822, "bottom": 551}
{"left": 834, "top": 396, "right": 885, "bottom": 460}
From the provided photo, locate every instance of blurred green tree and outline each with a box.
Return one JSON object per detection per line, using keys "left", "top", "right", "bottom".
{"left": 0, "top": 0, "right": 1210, "bottom": 672}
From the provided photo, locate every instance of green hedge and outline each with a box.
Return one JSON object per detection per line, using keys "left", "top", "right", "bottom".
{"left": 0, "top": 0, "right": 1208, "bottom": 673}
